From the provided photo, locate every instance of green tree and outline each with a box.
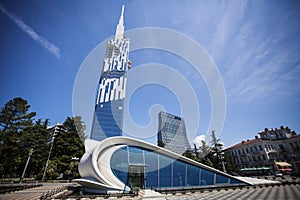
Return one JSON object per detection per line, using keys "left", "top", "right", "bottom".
{"left": 157, "top": 140, "right": 165, "bottom": 148}
{"left": 207, "top": 130, "right": 226, "bottom": 172}
{"left": 223, "top": 154, "right": 239, "bottom": 175}
{"left": 197, "top": 131, "right": 226, "bottom": 171}
{"left": 20, "top": 119, "right": 51, "bottom": 179}
{"left": 0, "top": 97, "right": 36, "bottom": 178}
{"left": 182, "top": 149, "right": 198, "bottom": 161}
{"left": 199, "top": 140, "right": 210, "bottom": 159}
{"left": 49, "top": 117, "right": 85, "bottom": 180}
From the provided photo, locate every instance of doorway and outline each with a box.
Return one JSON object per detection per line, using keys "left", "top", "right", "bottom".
{"left": 128, "top": 165, "right": 145, "bottom": 189}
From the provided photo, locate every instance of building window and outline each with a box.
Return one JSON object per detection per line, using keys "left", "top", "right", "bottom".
{"left": 259, "top": 145, "right": 262, "bottom": 151}
{"left": 159, "top": 155, "right": 172, "bottom": 187}
{"left": 216, "top": 174, "right": 228, "bottom": 184}
{"left": 187, "top": 165, "right": 199, "bottom": 186}
{"left": 173, "top": 160, "right": 186, "bottom": 187}
{"left": 201, "top": 169, "right": 214, "bottom": 185}
{"left": 246, "top": 148, "right": 249, "bottom": 153}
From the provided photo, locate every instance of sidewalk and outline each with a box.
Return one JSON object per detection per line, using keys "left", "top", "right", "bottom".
{"left": 0, "top": 182, "right": 71, "bottom": 200}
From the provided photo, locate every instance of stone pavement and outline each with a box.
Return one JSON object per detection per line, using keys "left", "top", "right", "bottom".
{"left": 1, "top": 182, "right": 299, "bottom": 200}
{"left": 65, "top": 184, "right": 300, "bottom": 200}
{"left": 0, "top": 182, "right": 71, "bottom": 200}
{"left": 163, "top": 184, "right": 300, "bottom": 200}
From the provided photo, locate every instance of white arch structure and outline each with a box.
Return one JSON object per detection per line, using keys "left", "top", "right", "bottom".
{"left": 74, "top": 136, "right": 252, "bottom": 193}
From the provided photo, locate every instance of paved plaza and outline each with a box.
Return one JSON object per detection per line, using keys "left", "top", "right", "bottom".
{"left": 1, "top": 182, "right": 300, "bottom": 200}
{"left": 0, "top": 183, "right": 71, "bottom": 200}
{"left": 160, "top": 184, "right": 300, "bottom": 200}
{"left": 65, "top": 184, "right": 300, "bottom": 200}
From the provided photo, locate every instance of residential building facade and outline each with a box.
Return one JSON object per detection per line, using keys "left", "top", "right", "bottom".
{"left": 224, "top": 126, "right": 300, "bottom": 175}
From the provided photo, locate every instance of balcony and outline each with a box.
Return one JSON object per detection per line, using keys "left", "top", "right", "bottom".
{"left": 252, "top": 150, "right": 261, "bottom": 155}
{"left": 279, "top": 149, "right": 288, "bottom": 153}
{"left": 267, "top": 149, "right": 277, "bottom": 154}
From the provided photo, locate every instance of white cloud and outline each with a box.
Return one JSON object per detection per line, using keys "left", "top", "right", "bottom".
{"left": 193, "top": 134, "right": 206, "bottom": 148}
{"left": 0, "top": 3, "right": 60, "bottom": 59}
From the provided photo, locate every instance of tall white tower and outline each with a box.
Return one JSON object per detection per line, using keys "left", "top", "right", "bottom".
{"left": 90, "top": 5, "right": 130, "bottom": 141}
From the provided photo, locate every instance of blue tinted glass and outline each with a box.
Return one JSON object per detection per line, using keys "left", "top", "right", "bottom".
{"left": 173, "top": 160, "right": 186, "bottom": 187}
{"left": 129, "top": 146, "right": 144, "bottom": 164}
{"left": 201, "top": 169, "right": 214, "bottom": 185}
{"left": 145, "top": 151, "right": 158, "bottom": 188}
{"left": 216, "top": 174, "right": 228, "bottom": 184}
{"left": 90, "top": 99, "right": 124, "bottom": 141}
{"left": 159, "top": 155, "right": 172, "bottom": 187}
{"left": 187, "top": 164, "right": 199, "bottom": 186}
{"left": 111, "top": 146, "right": 128, "bottom": 184}
{"left": 111, "top": 145, "right": 246, "bottom": 188}
{"left": 230, "top": 178, "right": 244, "bottom": 184}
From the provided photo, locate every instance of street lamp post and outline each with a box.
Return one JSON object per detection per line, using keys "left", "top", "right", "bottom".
{"left": 20, "top": 148, "right": 33, "bottom": 183}
{"left": 42, "top": 124, "right": 58, "bottom": 181}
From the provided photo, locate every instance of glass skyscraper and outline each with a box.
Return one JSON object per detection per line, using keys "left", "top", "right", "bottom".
{"left": 90, "top": 5, "right": 130, "bottom": 141}
{"left": 157, "top": 111, "right": 191, "bottom": 155}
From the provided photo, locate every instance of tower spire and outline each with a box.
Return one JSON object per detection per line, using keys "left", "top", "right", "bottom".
{"left": 115, "top": 5, "right": 125, "bottom": 41}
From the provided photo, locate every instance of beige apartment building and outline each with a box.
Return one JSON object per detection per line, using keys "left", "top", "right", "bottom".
{"left": 225, "top": 126, "right": 300, "bottom": 175}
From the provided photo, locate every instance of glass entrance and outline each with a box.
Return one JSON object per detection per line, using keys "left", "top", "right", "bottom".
{"left": 128, "top": 165, "right": 145, "bottom": 189}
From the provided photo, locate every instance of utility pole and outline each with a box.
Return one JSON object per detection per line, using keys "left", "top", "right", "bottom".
{"left": 20, "top": 148, "right": 33, "bottom": 183}
{"left": 42, "top": 124, "right": 59, "bottom": 181}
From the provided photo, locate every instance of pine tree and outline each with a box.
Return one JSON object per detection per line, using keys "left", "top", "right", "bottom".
{"left": 49, "top": 117, "right": 85, "bottom": 179}
{"left": 20, "top": 119, "right": 51, "bottom": 179}
{"left": 0, "top": 97, "right": 36, "bottom": 178}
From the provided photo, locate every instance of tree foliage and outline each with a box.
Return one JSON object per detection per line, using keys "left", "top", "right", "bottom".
{"left": 0, "top": 97, "right": 37, "bottom": 177}
{"left": 0, "top": 97, "right": 85, "bottom": 180}
{"left": 49, "top": 117, "right": 85, "bottom": 180}
{"left": 189, "top": 131, "right": 229, "bottom": 172}
{"left": 157, "top": 140, "right": 165, "bottom": 148}
{"left": 198, "top": 130, "right": 238, "bottom": 174}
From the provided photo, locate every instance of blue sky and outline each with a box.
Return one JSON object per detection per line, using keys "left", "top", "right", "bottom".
{"left": 0, "top": 0, "right": 299, "bottom": 147}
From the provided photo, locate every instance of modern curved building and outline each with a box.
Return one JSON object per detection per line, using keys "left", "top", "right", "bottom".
{"left": 75, "top": 137, "right": 250, "bottom": 193}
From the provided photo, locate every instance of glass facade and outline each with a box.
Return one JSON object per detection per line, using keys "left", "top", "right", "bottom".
{"left": 111, "top": 146, "right": 245, "bottom": 189}
{"left": 157, "top": 111, "right": 191, "bottom": 155}
{"left": 90, "top": 99, "right": 125, "bottom": 141}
